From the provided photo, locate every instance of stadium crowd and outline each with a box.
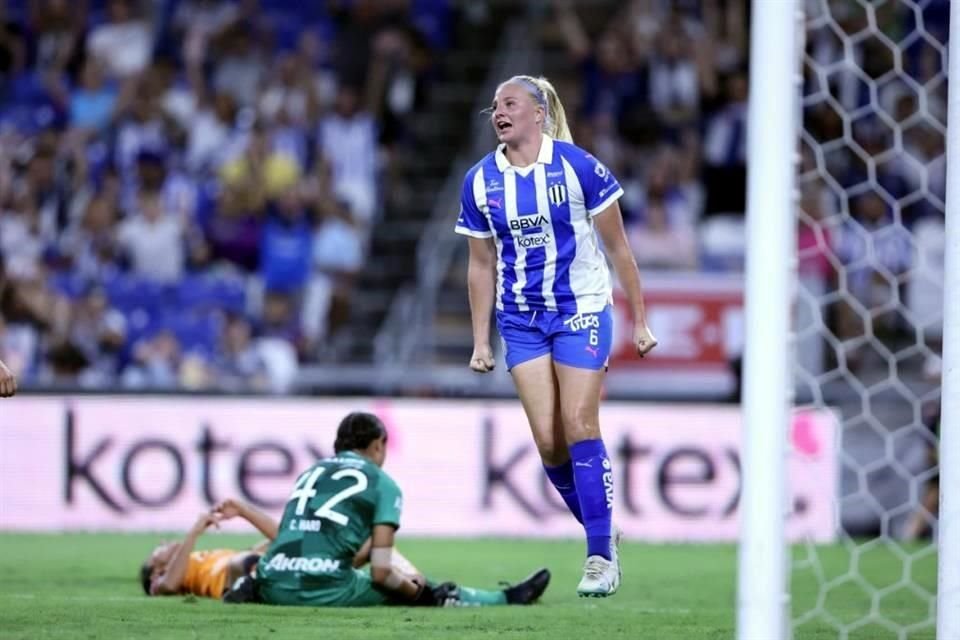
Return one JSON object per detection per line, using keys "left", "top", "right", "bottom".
{"left": 0, "top": 0, "right": 948, "bottom": 393}
{"left": 0, "top": 0, "right": 445, "bottom": 391}
{"left": 551, "top": 0, "right": 947, "bottom": 370}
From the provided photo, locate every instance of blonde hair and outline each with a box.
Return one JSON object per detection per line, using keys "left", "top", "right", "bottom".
{"left": 502, "top": 75, "right": 573, "bottom": 143}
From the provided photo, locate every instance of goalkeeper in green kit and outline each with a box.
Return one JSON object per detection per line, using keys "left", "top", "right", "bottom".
{"left": 222, "top": 412, "right": 550, "bottom": 607}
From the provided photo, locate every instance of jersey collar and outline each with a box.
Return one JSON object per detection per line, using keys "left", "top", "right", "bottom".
{"left": 494, "top": 135, "right": 554, "bottom": 173}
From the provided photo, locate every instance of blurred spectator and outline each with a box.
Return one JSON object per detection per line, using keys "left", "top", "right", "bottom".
{"left": 304, "top": 199, "right": 364, "bottom": 345}
{"left": 294, "top": 29, "right": 338, "bottom": 112}
{"left": 210, "top": 314, "right": 269, "bottom": 392}
{"left": 797, "top": 181, "right": 836, "bottom": 285}
{"left": 171, "top": 0, "right": 239, "bottom": 68}
{"left": 186, "top": 91, "right": 238, "bottom": 172}
{"left": 1, "top": 271, "right": 71, "bottom": 349}
{"left": 623, "top": 149, "right": 697, "bottom": 270}
{"left": 65, "top": 285, "right": 127, "bottom": 386}
{"left": 127, "top": 146, "right": 198, "bottom": 222}
{"left": 41, "top": 339, "right": 91, "bottom": 385}
{"left": 220, "top": 124, "right": 301, "bottom": 207}
{"left": 121, "top": 328, "right": 184, "bottom": 389}
{"left": 64, "top": 59, "right": 121, "bottom": 134}
{"left": 317, "top": 85, "right": 379, "bottom": 224}
{"left": 0, "top": 6, "right": 26, "bottom": 84}
{"left": 1, "top": 194, "right": 48, "bottom": 279}
{"left": 258, "top": 53, "right": 320, "bottom": 130}
{"left": 0, "top": 313, "right": 38, "bottom": 382}
{"left": 259, "top": 290, "right": 306, "bottom": 357}
{"left": 199, "top": 184, "right": 263, "bottom": 273}
{"left": 702, "top": 71, "right": 747, "bottom": 216}
{"left": 28, "top": 0, "right": 84, "bottom": 75}
{"left": 87, "top": 0, "right": 153, "bottom": 80}
{"left": 832, "top": 192, "right": 912, "bottom": 359}
{"left": 116, "top": 189, "right": 186, "bottom": 283}
{"left": 555, "top": 0, "right": 649, "bottom": 166}
{"left": 114, "top": 90, "right": 171, "bottom": 178}
{"left": 211, "top": 23, "right": 265, "bottom": 108}
{"left": 648, "top": 15, "right": 700, "bottom": 128}
{"left": 259, "top": 189, "right": 313, "bottom": 295}
{"left": 58, "top": 194, "right": 122, "bottom": 280}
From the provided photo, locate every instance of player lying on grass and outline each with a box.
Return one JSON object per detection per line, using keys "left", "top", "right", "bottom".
{"left": 221, "top": 411, "right": 551, "bottom": 607}
{"left": 140, "top": 499, "right": 422, "bottom": 600}
{"left": 140, "top": 512, "right": 265, "bottom": 599}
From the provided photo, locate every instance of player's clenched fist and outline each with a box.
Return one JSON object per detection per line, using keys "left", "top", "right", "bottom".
{"left": 193, "top": 513, "right": 220, "bottom": 533}
{"left": 634, "top": 323, "right": 658, "bottom": 358}
{"left": 210, "top": 498, "right": 247, "bottom": 521}
{"left": 0, "top": 358, "right": 17, "bottom": 397}
{"left": 469, "top": 345, "right": 495, "bottom": 373}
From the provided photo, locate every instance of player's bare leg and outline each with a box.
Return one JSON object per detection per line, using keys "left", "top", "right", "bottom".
{"left": 555, "top": 363, "right": 619, "bottom": 597}
{"left": 511, "top": 355, "right": 586, "bottom": 520}
{"left": 511, "top": 354, "right": 566, "bottom": 465}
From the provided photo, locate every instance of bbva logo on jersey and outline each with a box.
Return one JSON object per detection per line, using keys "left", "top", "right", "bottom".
{"left": 547, "top": 183, "right": 567, "bottom": 206}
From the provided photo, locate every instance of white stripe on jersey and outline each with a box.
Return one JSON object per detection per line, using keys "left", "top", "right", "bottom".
{"left": 533, "top": 164, "right": 557, "bottom": 311}
{"left": 503, "top": 170, "right": 528, "bottom": 311}
{"left": 472, "top": 169, "right": 506, "bottom": 308}
{"left": 561, "top": 157, "right": 611, "bottom": 314}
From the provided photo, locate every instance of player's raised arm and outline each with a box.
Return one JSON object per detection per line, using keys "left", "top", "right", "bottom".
{"left": 467, "top": 236, "right": 497, "bottom": 372}
{"left": 212, "top": 498, "right": 279, "bottom": 541}
{"left": 593, "top": 202, "right": 658, "bottom": 358}
{"left": 0, "top": 358, "right": 17, "bottom": 397}
{"left": 151, "top": 513, "right": 217, "bottom": 595}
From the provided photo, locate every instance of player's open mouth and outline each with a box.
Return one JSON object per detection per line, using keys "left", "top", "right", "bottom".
{"left": 497, "top": 121, "right": 512, "bottom": 132}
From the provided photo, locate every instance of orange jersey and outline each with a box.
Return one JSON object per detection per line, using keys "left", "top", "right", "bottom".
{"left": 181, "top": 549, "right": 236, "bottom": 599}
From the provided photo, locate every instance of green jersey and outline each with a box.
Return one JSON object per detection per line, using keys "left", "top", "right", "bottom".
{"left": 258, "top": 451, "right": 403, "bottom": 592}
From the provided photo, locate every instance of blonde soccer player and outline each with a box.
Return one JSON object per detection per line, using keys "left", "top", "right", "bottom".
{"left": 455, "top": 75, "right": 657, "bottom": 597}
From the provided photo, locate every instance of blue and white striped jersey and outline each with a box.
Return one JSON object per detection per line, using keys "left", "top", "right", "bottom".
{"left": 455, "top": 136, "right": 624, "bottom": 314}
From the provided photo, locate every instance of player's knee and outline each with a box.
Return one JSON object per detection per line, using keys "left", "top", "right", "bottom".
{"left": 561, "top": 406, "right": 600, "bottom": 443}
{"left": 535, "top": 441, "right": 569, "bottom": 466}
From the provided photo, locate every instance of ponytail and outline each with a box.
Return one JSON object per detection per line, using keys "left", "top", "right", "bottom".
{"left": 529, "top": 76, "right": 573, "bottom": 143}
{"left": 505, "top": 75, "right": 574, "bottom": 143}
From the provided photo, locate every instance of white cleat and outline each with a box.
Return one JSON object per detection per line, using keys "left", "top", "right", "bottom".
{"left": 576, "top": 555, "right": 620, "bottom": 598}
{"left": 611, "top": 523, "right": 623, "bottom": 588}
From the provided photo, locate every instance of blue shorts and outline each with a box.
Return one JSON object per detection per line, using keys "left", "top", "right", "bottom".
{"left": 496, "top": 305, "right": 613, "bottom": 371}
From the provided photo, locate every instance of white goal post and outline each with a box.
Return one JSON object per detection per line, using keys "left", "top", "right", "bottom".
{"left": 736, "top": 1, "right": 800, "bottom": 639}
{"left": 936, "top": 1, "right": 959, "bottom": 637}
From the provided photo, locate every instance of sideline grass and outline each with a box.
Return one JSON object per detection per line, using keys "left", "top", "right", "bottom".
{"left": 0, "top": 534, "right": 935, "bottom": 639}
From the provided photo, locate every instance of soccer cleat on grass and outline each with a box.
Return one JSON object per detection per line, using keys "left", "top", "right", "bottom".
{"left": 503, "top": 568, "right": 551, "bottom": 605}
{"left": 222, "top": 575, "right": 260, "bottom": 604}
{"left": 611, "top": 524, "right": 623, "bottom": 588}
{"left": 576, "top": 555, "right": 620, "bottom": 598}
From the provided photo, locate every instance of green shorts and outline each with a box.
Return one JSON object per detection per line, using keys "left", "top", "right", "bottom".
{"left": 257, "top": 569, "right": 393, "bottom": 607}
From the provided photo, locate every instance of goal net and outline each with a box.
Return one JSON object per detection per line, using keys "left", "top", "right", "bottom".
{"left": 791, "top": 0, "right": 948, "bottom": 637}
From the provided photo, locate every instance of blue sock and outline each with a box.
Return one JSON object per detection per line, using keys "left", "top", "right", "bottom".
{"left": 570, "top": 438, "right": 613, "bottom": 560}
{"left": 543, "top": 460, "right": 583, "bottom": 523}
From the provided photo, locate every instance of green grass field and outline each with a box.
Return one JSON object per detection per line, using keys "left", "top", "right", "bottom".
{"left": 0, "top": 534, "right": 936, "bottom": 639}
